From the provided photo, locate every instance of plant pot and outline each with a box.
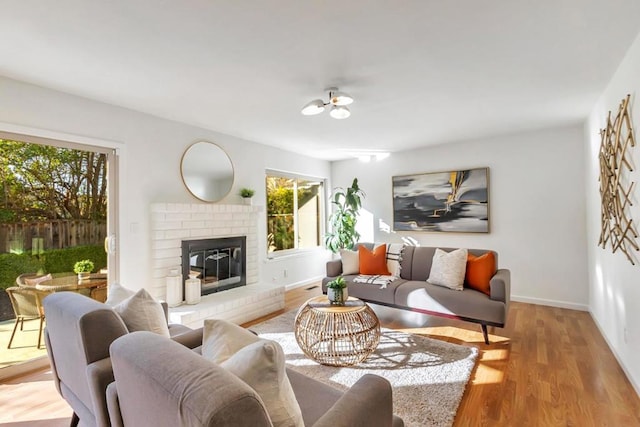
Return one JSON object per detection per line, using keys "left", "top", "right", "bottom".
{"left": 78, "top": 272, "right": 90, "bottom": 281}
{"left": 327, "top": 287, "right": 348, "bottom": 305}
{"left": 242, "top": 197, "right": 252, "bottom": 206}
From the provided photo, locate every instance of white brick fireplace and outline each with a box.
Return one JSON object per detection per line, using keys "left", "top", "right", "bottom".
{"left": 150, "top": 202, "right": 284, "bottom": 328}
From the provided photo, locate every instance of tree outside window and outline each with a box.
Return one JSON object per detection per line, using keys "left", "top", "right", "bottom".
{"left": 266, "top": 174, "right": 323, "bottom": 254}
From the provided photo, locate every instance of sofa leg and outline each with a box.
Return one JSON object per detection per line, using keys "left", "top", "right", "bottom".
{"left": 481, "top": 324, "right": 490, "bottom": 344}
{"left": 70, "top": 412, "right": 79, "bottom": 427}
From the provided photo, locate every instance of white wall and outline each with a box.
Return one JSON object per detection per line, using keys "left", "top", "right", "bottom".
{"left": 586, "top": 31, "right": 640, "bottom": 394}
{"left": 0, "top": 76, "right": 331, "bottom": 289}
{"left": 331, "top": 125, "right": 589, "bottom": 309}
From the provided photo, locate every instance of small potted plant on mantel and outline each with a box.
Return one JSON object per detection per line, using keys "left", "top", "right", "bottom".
{"left": 326, "top": 276, "right": 348, "bottom": 305}
{"left": 240, "top": 188, "right": 255, "bottom": 205}
{"left": 74, "top": 259, "right": 94, "bottom": 281}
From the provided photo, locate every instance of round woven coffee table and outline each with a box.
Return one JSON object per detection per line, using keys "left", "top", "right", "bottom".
{"left": 294, "top": 295, "right": 380, "bottom": 367}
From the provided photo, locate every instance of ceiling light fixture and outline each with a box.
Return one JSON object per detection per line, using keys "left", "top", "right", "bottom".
{"left": 301, "top": 87, "right": 353, "bottom": 119}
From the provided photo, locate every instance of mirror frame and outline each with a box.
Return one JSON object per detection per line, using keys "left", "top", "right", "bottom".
{"left": 180, "top": 141, "right": 235, "bottom": 202}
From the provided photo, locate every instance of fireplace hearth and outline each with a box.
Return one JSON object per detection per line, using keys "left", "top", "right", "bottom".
{"left": 181, "top": 236, "right": 246, "bottom": 297}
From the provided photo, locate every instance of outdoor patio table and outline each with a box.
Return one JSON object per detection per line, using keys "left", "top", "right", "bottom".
{"left": 36, "top": 274, "right": 107, "bottom": 293}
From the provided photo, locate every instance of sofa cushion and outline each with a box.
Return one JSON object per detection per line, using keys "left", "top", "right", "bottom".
{"left": 323, "top": 275, "right": 408, "bottom": 305}
{"left": 400, "top": 246, "right": 496, "bottom": 281}
{"left": 339, "top": 249, "right": 360, "bottom": 275}
{"left": 395, "top": 281, "right": 506, "bottom": 325}
{"left": 427, "top": 248, "right": 468, "bottom": 291}
{"left": 400, "top": 246, "right": 437, "bottom": 280}
{"left": 202, "top": 319, "right": 304, "bottom": 427}
{"left": 359, "top": 244, "right": 391, "bottom": 275}
{"left": 465, "top": 252, "right": 496, "bottom": 296}
{"left": 112, "top": 289, "right": 170, "bottom": 337}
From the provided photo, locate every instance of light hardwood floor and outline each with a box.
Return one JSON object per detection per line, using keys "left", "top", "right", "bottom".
{"left": 2, "top": 284, "right": 639, "bottom": 426}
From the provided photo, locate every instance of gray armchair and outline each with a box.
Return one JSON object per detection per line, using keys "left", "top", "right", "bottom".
{"left": 107, "top": 331, "right": 403, "bottom": 427}
{"left": 43, "top": 291, "right": 203, "bottom": 427}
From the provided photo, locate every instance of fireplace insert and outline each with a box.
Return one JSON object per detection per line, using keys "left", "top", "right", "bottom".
{"left": 181, "top": 236, "right": 246, "bottom": 297}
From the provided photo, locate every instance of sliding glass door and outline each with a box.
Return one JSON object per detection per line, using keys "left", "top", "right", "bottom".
{"left": 0, "top": 131, "right": 118, "bottom": 375}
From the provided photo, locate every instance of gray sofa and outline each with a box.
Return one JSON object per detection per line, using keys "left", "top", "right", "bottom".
{"left": 322, "top": 244, "right": 511, "bottom": 344}
{"left": 44, "top": 291, "right": 404, "bottom": 427}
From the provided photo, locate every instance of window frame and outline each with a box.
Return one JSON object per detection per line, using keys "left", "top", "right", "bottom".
{"left": 265, "top": 169, "right": 326, "bottom": 258}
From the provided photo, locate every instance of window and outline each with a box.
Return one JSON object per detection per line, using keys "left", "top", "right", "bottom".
{"left": 266, "top": 172, "right": 324, "bottom": 254}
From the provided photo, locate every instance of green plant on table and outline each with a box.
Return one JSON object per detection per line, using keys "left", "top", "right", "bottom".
{"left": 327, "top": 276, "right": 347, "bottom": 305}
{"left": 73, "top": 259, "right": 94, "bottom": 274}
{"left": 327, "top": 276, "right": 347, "bottom": 289}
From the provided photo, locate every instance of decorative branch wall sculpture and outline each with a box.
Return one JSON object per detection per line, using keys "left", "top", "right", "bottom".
{"left": 598, "top": 94, "right": 639, "bottom": 265}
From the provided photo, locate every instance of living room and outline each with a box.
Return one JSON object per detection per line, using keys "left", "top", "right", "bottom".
{"left": 1, "top": 2, "right": 640, "bottom": 426}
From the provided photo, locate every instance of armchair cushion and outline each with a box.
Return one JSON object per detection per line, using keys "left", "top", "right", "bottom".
{"left": 202, "top": 319, "right": 304, "bottom": 427}
{"left": 112, "top": 289, "right": 170, "bottom": 337}
{"left": 105, "top": 281, "right": 135, "bottom": 306}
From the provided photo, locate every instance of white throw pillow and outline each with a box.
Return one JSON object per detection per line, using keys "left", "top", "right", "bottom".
{"left": 427, "top": 248, "right": 468, "bottom": 291}
{"left": 112, "top": 289, "right": 170, "bottom": 337}
{"left": 105, "top": 281, "right": 135, "bottom": 306}
{"left": 386, "top": 243, "right": 404, "bottom": 278}
{"left": 339, "top": 249, "right": 359, "bottom": 275}
{"left": 202, "top": 319, "right": 304, "bottom": 427}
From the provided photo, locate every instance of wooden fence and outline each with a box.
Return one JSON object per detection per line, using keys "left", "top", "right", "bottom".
{"left": 0, "top": 220, "right": 107, "bottom": 254}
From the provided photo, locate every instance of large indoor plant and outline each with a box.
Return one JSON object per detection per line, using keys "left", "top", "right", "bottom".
{"left": 324, "top": 178, "right": 365, "bottom": 253}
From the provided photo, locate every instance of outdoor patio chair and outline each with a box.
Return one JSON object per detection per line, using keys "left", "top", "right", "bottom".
{"left": 16, "top": 272, "right": 52, "bottom": 288}
{"left": 6, "top": 286, "right": 49, "bottom": 349}
{"left": 15, "top": 273, "right": 38, "bottom": 287}
{"left": 90, "top": 285, "right": 108, "bottom": 303}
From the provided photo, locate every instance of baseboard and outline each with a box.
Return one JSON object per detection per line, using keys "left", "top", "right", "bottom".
{"left": 511, "top": 295, "right": 588, "bottom": 311}
{"left": 284, "top": 276, "right": 324, "bottom": 292}
{"left": 589, "top": 311, "right": 640, "bottom": 398}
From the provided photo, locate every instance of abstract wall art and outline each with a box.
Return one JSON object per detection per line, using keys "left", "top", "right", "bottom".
{"left": 392, "top": 167, "right": 489, "bottom": 233}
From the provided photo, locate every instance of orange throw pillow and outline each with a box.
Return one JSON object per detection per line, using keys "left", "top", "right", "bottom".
{"left": 465, "top": 252, "right": 496, "bottom": 296}
{"left": 358, "top": 244, "right": 391, "bottom": 275}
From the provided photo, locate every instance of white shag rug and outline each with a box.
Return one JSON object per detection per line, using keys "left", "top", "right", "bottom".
{"left": 251, "top": 310, "right": 478, "bottom": 427}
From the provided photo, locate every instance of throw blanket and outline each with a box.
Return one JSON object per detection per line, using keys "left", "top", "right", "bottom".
{"left": 353, "top": 275, "right": 396, "bottom": 289}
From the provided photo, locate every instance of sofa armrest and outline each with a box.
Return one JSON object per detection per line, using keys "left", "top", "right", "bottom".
{"left": 106, "top": 382, "right": 123, "bottom": 427}
{"left": 490, "top": 269, "right": 511, "bottom": 307}
{"left": 86, "top": 357, "right": 116, "bottom": 427}
{"left": 326, "top": 259, "right": 343, "bottom": 277}
{"left": 313, "top": 374, "right": 400, "bottom": 427}
{"left": 169, "top": 326, "right": 203, "bottom": 349}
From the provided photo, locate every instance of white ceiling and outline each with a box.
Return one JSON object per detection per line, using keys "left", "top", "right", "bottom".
{"left": 1, "top": 1, "right": 639, "bottom": 161}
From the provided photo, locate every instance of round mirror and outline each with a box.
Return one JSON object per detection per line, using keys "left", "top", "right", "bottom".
{"left": 181, "top": 141, "right": 234, "bottom": 202}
